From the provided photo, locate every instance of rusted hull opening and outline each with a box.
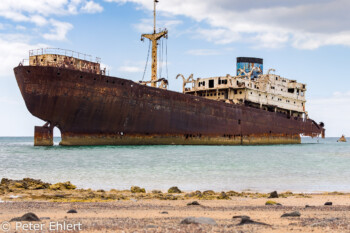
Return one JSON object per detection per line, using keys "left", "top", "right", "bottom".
{"left": 34, "top": 126, "right": 53, "bottom": 146}
{"left": 60, "top": 133, "right": 301, "bottom": 146}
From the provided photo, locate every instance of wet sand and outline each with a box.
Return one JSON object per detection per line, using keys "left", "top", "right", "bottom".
{"left": 1, "top": 194, "right": 350, "bottom": 232}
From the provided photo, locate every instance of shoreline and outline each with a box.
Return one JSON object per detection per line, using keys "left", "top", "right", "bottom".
{"left": 1, "top": 178, "right": 350, "bottom": 203}
{"left": 2, "top": 178, "right": 350, "bottom": 232}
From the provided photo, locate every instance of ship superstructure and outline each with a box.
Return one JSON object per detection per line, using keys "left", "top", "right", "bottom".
{"left": 181, "top": 57, "right": 308, "bottom": 119}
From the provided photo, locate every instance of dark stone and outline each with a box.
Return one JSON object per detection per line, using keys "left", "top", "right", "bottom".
{"left": 218, "top": 191, "right": 229, "bottom": 199}
{"left": 281, "top": 211, "right": 301, "bottom": 217}
{"left": 54, "top": 194, "right": 66, "bottom": 198}
{"left": 203, "top": 190, "right": 215, "bottom": 196}
{"left": 324, "top": 202, "right": 333, "bottom": 206}
{"left": 160, "top": 211, "right": 168, "bottom": 214}
{"left": 305, "top": 205, "right": 314, "bottom": 208}
{"left": 168, "top": 186, "right": 181, "bottom": 193}
{"left": 67, "top": 209, "right": 78, "bottom": 214}
{"left": 181, "top": 217, "right": 217, "bottom": 226}
{"left": 268, "top": 191, "right": 279, "bottom": 198}
{"left": 10, "top": 213, "right": 40, "bottom": 222}
{"left": 238, "top": 217, "right": 271, "bottom": 226}
{"left": 187, "top": 201, "right": 200, "bottom": 206}
{"left": 40, "top": 217, "right": 50, "bottom": 220}
{"left": 232, "top": 215, "right": 250, "bottom": 221}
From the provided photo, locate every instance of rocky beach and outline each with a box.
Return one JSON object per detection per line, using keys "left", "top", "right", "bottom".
{"left": 1, "top": 178, "right": 350, "bottom": 232}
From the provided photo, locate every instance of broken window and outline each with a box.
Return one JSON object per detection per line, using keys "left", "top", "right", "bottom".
{"left": 209, "top": 79, "right": 214, "bottom": 88}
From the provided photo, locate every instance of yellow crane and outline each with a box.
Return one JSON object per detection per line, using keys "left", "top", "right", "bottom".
{"left": 141, "top": 0, "right": 168, "bottom": 88}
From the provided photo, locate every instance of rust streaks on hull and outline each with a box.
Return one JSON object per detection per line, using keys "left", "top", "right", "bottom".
{"left": 60, "top": 133, "right": 301, "bottom": 146}
{"left": 34, "top": 126, "right": 53, "bottom": 146}
{"left": 13, "top": 65, "right": 324, "bottom": 146}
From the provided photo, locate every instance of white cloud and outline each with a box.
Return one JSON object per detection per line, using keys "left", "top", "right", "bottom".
{"left": 0, "top": 0, "right": 103, "bottom": 41}
{"left": 0, "top": 97, "right": 21, "bottom": 105}
{"left": 15, "top": 25, "right": 26, "bottom": 31}
{"left": 43, "top": 19, "right": 73, "bottom": 41}
{"left": 308, "top": 91, "right": 350, "bottom": 137}
{"left": 0, "top": 0, "right": 68, "bottom": 18}
{"left": 134, "top": 18, "right": 182, "bottom": 33}
{"left": 0, "top": 36, "right": 47, "bottom": 78}
{"left": 196, "top": 28, "right": 240, "bottom": 45}
{"left": 106, "top": 0, "right": 350, "bottom": 50}
{"left": 118, "top": 65, "right": 143, "bottom": 73}
{"left": 30, "top": 15, "right": 48, "bottom": 26}
{"left": 81, "top": 1, "right": 104, "bottom": 13}
{"left": 187, "top": 49, "right": 221, "bottom": 56}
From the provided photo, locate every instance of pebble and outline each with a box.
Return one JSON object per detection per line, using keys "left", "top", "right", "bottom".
{"left": 146, "top": 224, "right": 158, "bottom": 228}
{"left": 67, "top": 209, "right": 78, "bottom": 214}
{"left": 187, "top": 201, "right": 200, "bottom": 206}
{"left": 269, "top": 191, "right": 279, "bottom": 198}
{"left": 324, "top": 202, "right": 333, "bottom": 206}
{"left": 281, "top": 211, "right": 301, "bottom": 217}
{"left": 237, "top": 217, "right": 271, "bottom": 226}
{"left": 160, "top": 211, "right": 168, "bottom": 214}
{"left": 180, "top": 217, "right": 217, "bottom": 226}
{"left": 10, "top": 212, "right": 40, "bottom": 222}
{"left": 232, "top": 215, "right": 250, "bottom": 220}
{"left": 40, "top": 217, "right": 51, "bottom": 220}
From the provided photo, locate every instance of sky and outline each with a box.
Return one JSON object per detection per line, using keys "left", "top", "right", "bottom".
{"left": 0, "top": 0, "right": 349, "bottom": 137}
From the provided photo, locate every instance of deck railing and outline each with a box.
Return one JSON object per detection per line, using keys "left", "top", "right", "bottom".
{"left": 29, "top": 48, "right": 101, "bottom": 63}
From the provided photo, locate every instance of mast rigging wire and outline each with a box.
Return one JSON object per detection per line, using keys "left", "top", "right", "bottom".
{"left": 142, "top": 40, "right": 151, "bottom": 81}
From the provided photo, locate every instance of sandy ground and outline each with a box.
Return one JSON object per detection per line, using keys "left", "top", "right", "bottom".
{"left": 1, "top": 195, "right": 350, "bottom": 232}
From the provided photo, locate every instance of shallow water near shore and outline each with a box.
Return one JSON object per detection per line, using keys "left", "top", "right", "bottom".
{"left": 0, "top": 137, "right": 349, "bottom": 193}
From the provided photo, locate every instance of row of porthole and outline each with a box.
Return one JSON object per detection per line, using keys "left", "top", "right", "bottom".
{"left": 54, "top": 71, "right": 124, "bottom": 86}
{"left": 25, "top": 69, "right": 125, "bottom": 86}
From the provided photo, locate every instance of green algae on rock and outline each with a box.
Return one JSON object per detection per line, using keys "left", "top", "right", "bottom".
{"left": 217, "top": 192, "right": 229, "bottom": 200}
{"left": 1, "top": 178, "right": 50, "bottom": 191}
{"left": 49, "top": 182, "right": 76, "bottom": 190}
{"left": 168, "top": 186, "right": 182, "bottom": 193}
{"left": 130, "top": 186, "right": 146, "bottom": 193}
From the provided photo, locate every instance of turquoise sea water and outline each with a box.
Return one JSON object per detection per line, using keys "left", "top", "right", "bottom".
{"left": 0, "top": 137, "right": 349, "bottom": 193}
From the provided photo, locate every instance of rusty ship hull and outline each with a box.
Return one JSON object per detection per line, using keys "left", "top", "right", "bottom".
{"left": 14, "top": 65, "right": 324, "bottom": 146}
